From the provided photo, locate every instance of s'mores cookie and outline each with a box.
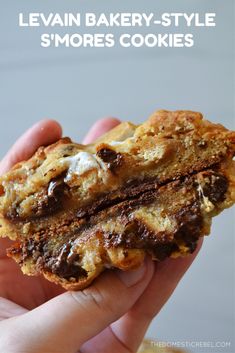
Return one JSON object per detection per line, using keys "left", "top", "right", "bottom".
{"left": 0, "top": 110, "right": 234, "bottom": 290}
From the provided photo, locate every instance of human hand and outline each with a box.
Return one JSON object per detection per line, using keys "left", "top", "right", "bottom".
{"left": 0, "top": 118, "right": 202, "bottom": 353}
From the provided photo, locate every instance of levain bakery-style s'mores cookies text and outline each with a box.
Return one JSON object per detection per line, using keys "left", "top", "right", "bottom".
{"left": 0, "top": 110, "right": 234, "bottom": 290}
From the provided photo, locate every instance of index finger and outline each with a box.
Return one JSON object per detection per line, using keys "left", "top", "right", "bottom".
{"left": 0, "top": 119, "right": 62, "bottom": 175}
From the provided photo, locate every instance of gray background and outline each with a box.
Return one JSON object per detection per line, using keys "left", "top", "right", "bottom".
{"left": 0, "top": 1, "right": 234, "bottom": 352}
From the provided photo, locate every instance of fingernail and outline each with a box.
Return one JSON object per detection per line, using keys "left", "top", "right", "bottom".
{"left": 116, "top": 262, "right": 146, "bottom": 287}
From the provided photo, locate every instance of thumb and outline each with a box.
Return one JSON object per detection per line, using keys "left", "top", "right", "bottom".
{"left": 4, "top": 259, "right": 153, "bottom": 353}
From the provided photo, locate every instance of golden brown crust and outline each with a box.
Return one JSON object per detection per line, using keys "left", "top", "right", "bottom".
{"left": 0, "top": 110, "right": 234, "bottom": 290}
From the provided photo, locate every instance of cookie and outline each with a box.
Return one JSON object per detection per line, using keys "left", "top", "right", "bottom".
{"left": 0, "top": 110, "right": 234, "bottom": 290}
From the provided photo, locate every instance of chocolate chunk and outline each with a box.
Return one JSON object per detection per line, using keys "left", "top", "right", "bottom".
{"left": 5, "top": 173, "right": 70, "bottom": 221}
{"left": 0, "top": 184, "right": 4, "bottom": 196}
{"left": 51, "top": 261, "right": 86, "bottom": 280}
{"left": 97, "top": 148, "right": 123, "bottom": 171}
{"left": 198, "top": 140, "right": 208, "bottom": 148}
{"left": 34, "top": 174, "right": 70, "bottom": 218}
{"left": 174, "top": 203, "right": 203, "bottom": 253}
{"left": 45, "top": 244, "right": 86, "bottom": 280}
{"left": 153, "top": 243, "right": 178, "bottom": 261}
{"left": 13, "top": 237, "right": 87, "bottom": 280}
{"left": 104, "top": 220, "right": 177, "bottom": 261}
{"left": 202, "top": 172, "right": 228, "bottom": 203}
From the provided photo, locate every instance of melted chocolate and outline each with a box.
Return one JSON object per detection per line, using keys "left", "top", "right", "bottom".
{"left": 7, "top": 170, "right": 229, "bottom": 276}
{"left": 97, "top": 148, "right": 123, "bottom": 171}
{"left": 104, "top": 219, "right": 178, "bottom": 261}
{"left": 76, "top": 171, "right": 228, "bottom": 221}
{"left": 12, "top": 237, "right": 87, "bottom": 280}
{"left": 43, "top": 243, "right": 86, "bottom": 280}
{"left": 34, "top": 174, "right": 69, "bottom": 217}
{"left": 201, "top": 172, "right": 228, "bottom": 203}
{"left": 5, "top": 173, "right": 70, "bottom": 220}
{"left": 76, "top": 178, "right": 159, "bottom": 219}
{"left": 174, "top": 203, "right": 203, "bottom": 253}
{"left": 103, "top": 202, "right": 202, "bottom": 260}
